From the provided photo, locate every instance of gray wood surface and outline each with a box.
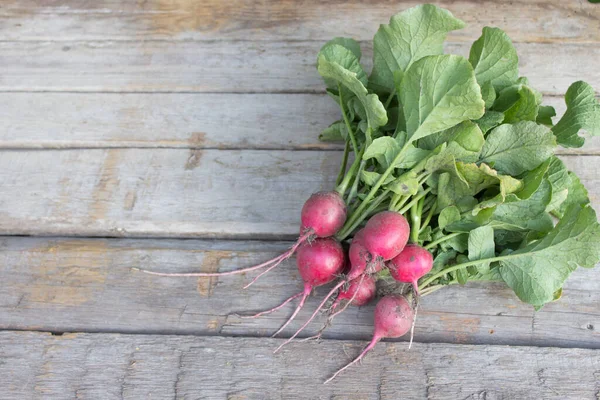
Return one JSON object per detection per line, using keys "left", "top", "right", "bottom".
{"left": 1, "top": 237, "right": 599, "bottom": 349}
{"left": 2, "top": 0, "right": 599, "bottom": 43}
{"left": 1, "top": 331, "right": 599, "bottom": 400}
{"left": 0, "top": 150, "right": 597, "bottom": 238}
{"left": 2, "top": 1, "right": 600, "bottom": 397}
{"left": 1, "top": 40, "right": 598, "bottom": 94}
{"left": 2, "top": 92, "right": 600, "bottom": 153}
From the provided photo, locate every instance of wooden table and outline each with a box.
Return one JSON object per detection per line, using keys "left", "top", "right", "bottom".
{"left": 1, "top": 1, "right": 599, "bottom": 398}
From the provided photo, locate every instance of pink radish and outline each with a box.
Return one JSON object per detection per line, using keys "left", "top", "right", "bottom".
{"left": 330, "top": 275, "right": 377, "bottom": 311}
{"left": 260, "top": 237, "right": 345, "bottom": 337}
{"left": 362, "top": 211, "right": 410, "bottom": 262}
{"left": 132, "top": 191, "right": 346, "bottom": 286}
{"left": 324, "top": 295, "right": 414, "bottom": 383}
{"left": 387, "top": 244, "right": 433, "bottom": 295}
{"left": 299, "top": 274, "right": 377, "bottom": 343}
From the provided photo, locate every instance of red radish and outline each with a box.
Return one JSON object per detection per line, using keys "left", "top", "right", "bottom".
{"left": 275, "top": 273, "right": 377, "bottom": 349}
{"left": 347, "top": 229, "right": 370, "bottom": 280}
{"left": 330, "top": 275, "right": 377, "bottom": 311}
{"left": 324, "top": 295, "right": 414, "bottom": 383}
{"left": 300, "top": 191, "right": 347, "bottom": 237}
{"left": 132, "top": 191, "right": 346, "bottom": 286}
{"left": 265, "top": 237, "right": 345, "bottom": 337}
{"left": 387, "top": 244, "right": 433, "bottom": 295}
{"left": 362, "top": 211, "right": 410, "bottom": 262}
{"left": 347, "top": 230, "right": 386, "bottom": 280}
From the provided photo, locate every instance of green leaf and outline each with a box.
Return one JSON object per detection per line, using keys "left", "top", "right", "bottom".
{"left": 469, "top": 27, "right": 519, "bottom": 91}
{"left": 468, "top": 226, "right": 495, "bottom": 273}
{"left": 325, "top": 37, "right": 362, "bottom": 61}
{"left": 437, "top": 163, "right": 521, "bottom": 210}
{"left": 419, "top": 226, "right": 433, "bottom": 242}
{"left": 447, "top": 233, "right": 469, "bottom": 252}
{"left": 361, "top": 170, "right": 395, "bottom": 186}
{"left": 480, "top": 121, "right": 556, "bottom": 175}
{"left": 370, "top": 4, "right": 465, "bottom": 93}
{"left": 493, "top": 85, "right": 541, "bottom": 123}
{"left": 537, "top": 106, "right": 556, "bottom": 127}
{"left": 480, "top": 82, "right": 497, "bottom": 109}
{"left": 545, "top": 157, "right": 570, "bottom": 213}
{"left": 475, "top": 111, "right": 505, "bottom": 135}
{"left": 318, "top": 42, "right": 367, "bottom": 90}
{"left": 318, "top": 121, "right": 347, "bottom": 142}
{"left": 430, "top": 249, "right": 457, "bottom": 274}
{"left": 395, "top": 145, "right": 431, "bottom": 169}
{"left": 400, "top": 55, "right": 485, "bottom": 142}
{"left": 552, "top": 81, "right": 600, "bottom": 148}
{"left": 499, "top": 204, "right": 600, "bottom": 307}
{"left": 362, "top": 136, "right": 402, "bottom": 169}
{"left": 419, "top": 121, "right": 485, "bottom": 162}
{"left": 386, "top": 174, "right": 419, "bottom": 196}
{"left": 556, "top": 172, "right": 590, "bottom": 218}
{"left": 439, "top": 206, "right": 461, "bottom": 230}
{"left": 491, "top": 178, "right": 553, "bottom": 232}
{"left": 318, "top": 49, "right": 388, "bottom": 133}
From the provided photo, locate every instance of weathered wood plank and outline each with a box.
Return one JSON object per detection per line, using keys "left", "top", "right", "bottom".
{"left": 1, "top": 237, "right": 599, "bottom": 348}
{"left": 2, "top": 0, "right": 599, "bottom": 43}
{"left": 0, "top": 93, "right": 341, "bottom": 150}
{"left": 1, "top": 41, "right": 598, "bottom": 95}
{"left": 1, "top": 332, "right": 599, "bottom": 399}
{"left": 0, "top": 150, "right": 598, "bottom": 238}
{"left": 2, "top": 93, "right": 599, "bottom": 153}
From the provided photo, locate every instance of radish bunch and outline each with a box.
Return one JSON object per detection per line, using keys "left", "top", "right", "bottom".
{"left": 133, "top": 3, "right": 600, "bottom": 384}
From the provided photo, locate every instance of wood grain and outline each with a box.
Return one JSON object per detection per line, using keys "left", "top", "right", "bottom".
{"left": 1, "top": 41, "right": 598, "bottom": 95}
{"left": 1, "top": 331, "right": 599, "bottom": 399}
{"left": 0, "top": 150, "right": 598, "bottom": 238}
{"left": 2, "top": 0, "right": 599, "bottom": 43}
{"left": 1, "top": 237, "right": 599, "bottom": 348}
{"left": 2, "top": 92, "right": 600, "bottom": 153}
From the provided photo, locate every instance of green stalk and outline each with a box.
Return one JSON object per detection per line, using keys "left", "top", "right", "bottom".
{"left": 335, "top": 158, "right": 358, "bottom": 196}
{"left": 341, "top": 142, "right": 412, "bottom": 233}
{"left": 389, "top": 193, "right": 402, "bottom": 211}
{"left": 338, "top": 83, "right": 359, "bottom": 155}
{"left": 418, "top": 256, "right": 507, "bottom": 291}
{"left": 398, "top": 187, "right": 432, "bottom": 215}
{"left": 346, "top": 160, "right": 366, "bottom": 207}
{"left": 384, "top": 91, "right": 395, "bottom": 108}
{"left": 337, "top": 189, "right": 391, "bottom": 240}
{"left": 335, "top": 141, "right": 350, "bottom": 186}
{"left": 424, "top": 232, "right": 462, "bottom": 250}
{"left": 420, "top": 200, "right": 436, "bottom": 233}
{"left": 409, "top": 197, "right": 423, "bottom": 243}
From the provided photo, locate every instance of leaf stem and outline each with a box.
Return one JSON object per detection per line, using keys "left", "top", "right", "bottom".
{"left": 335, "top": 141, "right": 350, "bottom": 186}
{"left": 341, "top": 143, "right": 412, "bottom": 232}
{"left": 337, "top": 189, "right": 391, "bottom": 240}
{"left": 346, "top": 160, "right": 366, "bottom": 206}
{"left": 338, "top": 83, "right": 359, "bottom": 155}
{"left": 398, "top": 187, "right": 432, "bottom": 215}
{"left": 418, "top": 257, "right": 506, "bottom": 291}
{"left": 410, "top": 197, "right": 423, "bottom": 243}
{"left": 424, "top": 232, "right": 462, "bottom": 250}
{"left": 420, "top": 200, "right": 436, "bottom": 233}
{"left": 384, "top": 91, "right": 395, "bottom": 108}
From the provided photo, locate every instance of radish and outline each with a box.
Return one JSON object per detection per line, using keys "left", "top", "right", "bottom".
{"left": 362, "top": 211, "right": 410, "bottom": 262}
{"left": 132, "top": 191, "right": 346, "bottom": 286}
{"left": 258, "top": 237, "right": 345, "bottom": 338}
{"left": 330, "top": 274, "right": 377, "bottom": 312}
{"left": 347, "top": 228, "right": 387, "bottom": 281}
{"left": 324, "top": 295, "right": 414, "bottom": 383}
{"left": 387, "top": 244, "right": 433, "bottom": 295}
